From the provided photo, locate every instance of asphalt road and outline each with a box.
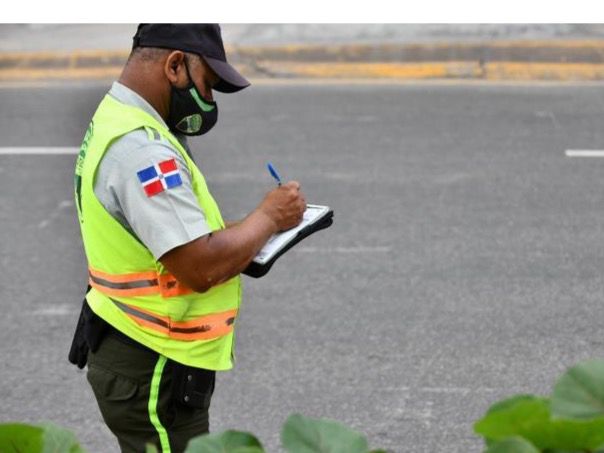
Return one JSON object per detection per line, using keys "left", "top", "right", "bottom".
{"left": 2, "top": 80, "right": 604, "bottom": 452}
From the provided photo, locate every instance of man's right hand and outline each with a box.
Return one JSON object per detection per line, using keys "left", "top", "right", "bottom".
{"left": 258, "top": 181, "right": 307, "bottom": 232}
{"left": 160, "top": 180, "right": 307, "bottom": 293}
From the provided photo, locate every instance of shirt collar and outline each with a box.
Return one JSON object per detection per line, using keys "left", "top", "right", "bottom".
{"left": 108, "top": 81, "right": 169, "bottom": 130}
{"left": 108, "top": 81, "right": 190, "bottom": 151}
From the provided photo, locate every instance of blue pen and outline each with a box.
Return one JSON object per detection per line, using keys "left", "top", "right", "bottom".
{"left": 267, "top": 162, "right": 282, "bottom": 186}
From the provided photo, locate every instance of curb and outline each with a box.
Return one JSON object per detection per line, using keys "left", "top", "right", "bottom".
{"left": 4, "top": 41, "right": 604, "bottom": 81}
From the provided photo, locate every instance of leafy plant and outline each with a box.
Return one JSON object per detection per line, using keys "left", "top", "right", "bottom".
{"left": 474, "top": 359, "right": 604, "bottom": 453}
{"left": 184, "top": 430, "right": 264, "bottom": 453}
{"left": 1, "top": 414, "right": 386, "bottom": 453}
{"left": 281, "top": 413, "right": 386, "bottom": 453}
{"left": 485, "top": 436, "right": 540, "bottom": 453}
{"left": 0, "top": 422, "right": 85, "bottom": 453}
{"left": 551, "top": 359, "right": 604, "bottom": 420}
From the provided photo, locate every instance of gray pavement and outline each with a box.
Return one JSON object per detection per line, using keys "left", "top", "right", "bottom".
{"left": 3, "top": 24, "right": 604, "bottom": 52}
{"left": 2, "top": 80, "right": 604, "bottom": 452}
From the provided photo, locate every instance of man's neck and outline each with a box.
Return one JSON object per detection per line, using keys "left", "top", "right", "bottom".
{"left": 118, "top": 65, "right": 169, "bottom": 121}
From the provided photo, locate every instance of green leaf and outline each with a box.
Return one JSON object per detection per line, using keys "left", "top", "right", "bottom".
{"left": 40, "top": 423, "right": 85, "bottom": 453}
{"left": 543, "top": 450, "right": 592, "bottom": 453}
{"left": 185, "top": 430, "right": 264, "bottom": 453}
{"left": 544, "top": 450, "right": 589, "bottom": 453}
{"left": 0, "top": 423, "right": 85, "bottom": 453}
{"left": 551, "top": 359, "right": 604, "bottom": 420}
{"left": 145, "top": 444, "right": 159, "bottom": 453}
{"left": 0, "top": 423, "right": 44, "bottom": 452}
{"left": 485, "top": 436, "right": 539, "bottom": 453}
{"left": 474, "top": 394, "right": 604, "bottom": 450}
{"left": 484, "top": 395, "right": 537, "bottom": 416}
{"left": 281, "top": 413, "right": 369, "bottom": 453}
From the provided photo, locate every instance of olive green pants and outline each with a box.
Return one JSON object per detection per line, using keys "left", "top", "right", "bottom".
{"left": 87, "top": 333, "right": 214, "bottom": 453}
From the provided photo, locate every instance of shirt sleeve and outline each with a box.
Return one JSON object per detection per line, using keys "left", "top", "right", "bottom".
{"left": 100, "top": 141, "right": 212, "bottom": 260}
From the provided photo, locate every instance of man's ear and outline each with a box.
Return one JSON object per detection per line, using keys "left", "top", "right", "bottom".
{"left": 164, "top": 50, "right": 186, "bottom": 85}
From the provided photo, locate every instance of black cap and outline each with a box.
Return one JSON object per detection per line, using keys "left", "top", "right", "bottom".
{"left": 133, "top": 24, "right": 250, "bottom": 93}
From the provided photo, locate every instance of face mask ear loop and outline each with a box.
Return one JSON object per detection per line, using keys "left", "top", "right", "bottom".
{"left": 182, "top": 55, "right": 196, "bottom": 91}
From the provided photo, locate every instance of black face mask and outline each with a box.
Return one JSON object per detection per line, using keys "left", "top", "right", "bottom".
{"left": 167, "top": 59, "right": 218, "bottom": 136}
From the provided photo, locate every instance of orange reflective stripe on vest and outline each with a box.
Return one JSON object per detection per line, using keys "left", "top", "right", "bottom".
{"left": 89, "top": 267, "right": 193, "bottom": 298}
{"left": 110, "top": 297, "right": 237, "bottom": 341}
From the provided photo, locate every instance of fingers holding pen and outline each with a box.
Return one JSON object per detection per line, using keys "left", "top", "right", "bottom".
{"left": 260, "top": 180, "right": 307, "bottom": 231}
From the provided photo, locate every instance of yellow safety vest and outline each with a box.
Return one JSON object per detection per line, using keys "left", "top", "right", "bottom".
{"left": 74, "top": 94, "right": 241, "bottom": 370}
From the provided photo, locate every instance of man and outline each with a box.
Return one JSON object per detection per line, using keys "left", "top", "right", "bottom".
{"left": 69, "top": 24, "right": 306, "bottom": 453}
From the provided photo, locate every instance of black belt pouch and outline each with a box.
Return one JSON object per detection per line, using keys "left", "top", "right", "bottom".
{"left": 171, "top": 362, "right": 216, "bottom": 409}
{"left": 68, "top": 285, "right": 108, "bottom": 368}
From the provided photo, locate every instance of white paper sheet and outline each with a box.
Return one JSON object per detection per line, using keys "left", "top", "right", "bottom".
{"left": 253, "top": 204, "right": 331, "bottom": 264}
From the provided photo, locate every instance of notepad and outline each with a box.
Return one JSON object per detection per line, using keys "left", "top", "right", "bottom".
{"left": 243, "top": 204, "right": 334, "bottom": 278}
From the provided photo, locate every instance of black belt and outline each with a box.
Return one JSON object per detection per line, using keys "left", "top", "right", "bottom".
{"left": 106, "top": 324, "right": 155, "bottom": 354}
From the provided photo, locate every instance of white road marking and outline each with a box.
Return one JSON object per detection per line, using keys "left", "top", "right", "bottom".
{"left": 327, "top": 385, "right": 499, "bottom": 394}
{"left": 0, "top": 147, "right": 78, "bottom": 155}
{"left": 565, "top": 150, "right": 604, "bottom": 157}
{"left": 32, "top": 304, "right": 73, "bottom": 316}
{"left": 395, "top": 406, "right": 433, "bottom": 427}
{"left": 294, "top": 246, "right": 391, "bottom": 253}
{"left": 38, "top": 199, "right": 74, "bottom": 229}
{"left": 420, "top": 387, "right": 473, "bottom": 394}
{"left": 535, "top": 110, "right": 560, "bottom": 128}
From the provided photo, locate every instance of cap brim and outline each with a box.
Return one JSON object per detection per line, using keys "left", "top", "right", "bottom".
{"left": 203, "top": 56, "right": 250, "bottom": 93}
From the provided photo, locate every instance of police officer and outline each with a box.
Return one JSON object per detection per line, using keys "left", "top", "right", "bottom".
{"left": 69, "top": 24, "right": 306, "bottom": 453}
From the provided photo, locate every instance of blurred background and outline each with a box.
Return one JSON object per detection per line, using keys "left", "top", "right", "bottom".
{"left": 3, "top": 24, "right": 604, "bottom": 453}
{"left": 5, "top": 24, "right": 604, "bottom": 81}
{"left": 5, "top": 23, "right": 604, "bottom": 49}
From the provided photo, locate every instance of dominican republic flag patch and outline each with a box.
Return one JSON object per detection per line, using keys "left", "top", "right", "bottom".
{"left": 136, "top": 158, "right": 183, "bottom": 197}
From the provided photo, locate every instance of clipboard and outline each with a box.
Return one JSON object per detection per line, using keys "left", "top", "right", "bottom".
{"left": 243, "top": 204, "right": 334, "bottom": 278}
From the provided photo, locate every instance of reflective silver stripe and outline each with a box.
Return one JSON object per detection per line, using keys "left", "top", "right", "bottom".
{"left": 109, "top": 298, "right": 236, "bottom": 334}
{"left": 110, "top": 298, "right": 169, "bottom": 328}
{"left": 90, "top": 273, "right": 158, "bottom": 290}
{"left": 171, "top": 324, "right": 211, "bottom": 334}
{"left": 170, "top": 316, "right": 235, "bottom": 334}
